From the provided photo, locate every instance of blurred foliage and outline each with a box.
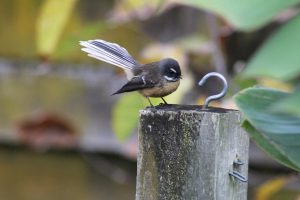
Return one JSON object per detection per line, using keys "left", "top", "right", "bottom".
{"left": 0, "top": 0, "right": 40, "bottom": 58}
{"left": 1, "top": 4, "right": 300, "bottom": 200}
{"left": 218, "top": 0, "right": 300, "bottom": 171}
{"left": 112, "top": 92, "right": 144, "bottom": 141}
{"left": 182, "top": 0, "right": 300, "bottom": 30}
{"left": 36, "top": 0, "right": 78, "bottom": 58}
{"left": 243, "top": 14, "right": 300, "bottom": 80}
{"left": 182, "top": 0, "right": 300, "bottom": 172}
{"left": 110, "top": 0, "right": 162, "bottom": 23}
{"left": 255, "top": 176, "right": 296, "bottom": 200}
{"left": 235, "top": 88, "right": 300, "bottom": 171}
{"left": 2, "top": 0, "right": 300, "bottom": 171}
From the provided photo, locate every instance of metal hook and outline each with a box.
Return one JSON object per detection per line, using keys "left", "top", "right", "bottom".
{"left": 229, "top": 158, "right": 248, "bottom": 183}
{"left": 233, "top": 160, "right": 244, "bottom": 165}
{"left": 198, "top": 72, "right": 228, "bottom": 108}
{"left": 229, "top": 171, "right": 248, "bottom": 183}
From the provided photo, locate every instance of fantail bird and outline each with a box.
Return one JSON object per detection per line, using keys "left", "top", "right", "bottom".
{"left": 80, "top": 39, "right": 182, "bottom": 106}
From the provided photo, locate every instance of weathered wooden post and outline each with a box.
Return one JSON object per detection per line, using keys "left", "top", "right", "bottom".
{"left": 136, "top": 105, "right": 249, "bottom": 200}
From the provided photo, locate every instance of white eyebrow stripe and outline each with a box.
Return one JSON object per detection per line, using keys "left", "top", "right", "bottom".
{"left": 164, "top": 75, "right": 176, "bottom": 82}
{"left": 170, "top": 68, "right": 177, "bottom": 73}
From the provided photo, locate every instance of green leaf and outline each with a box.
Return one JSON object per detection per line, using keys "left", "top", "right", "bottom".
{"left": 36, "top": 0, "right": 78, "bottom": 57}
{"left": 234, "top": 76, "right": 258, "bottom": 90}
{"left": 271, "top": 87, "right": 300, "bottom": 116}
{"left": 112, "top": 92, "right": 143, "bottom": 141}
{"left": 243, "top": 14, "right": 300, "bottom": 80}
{"left": 183, "top": 0, "right": 300, "bottom": 30}
{"left": 242, "top": 121, "right": 300, "bottom": 171}
{"left": 234, "top": 87, "right": 300, "bottom": 171}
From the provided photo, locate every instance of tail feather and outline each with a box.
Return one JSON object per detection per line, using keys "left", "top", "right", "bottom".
{"left": 80, "top": 39, "right": 138, "bottom": 70}
{"left": 82, "top": 41, "right": 132, "bottom": 67}
{"left": 81, "top": 46, "right": 126, "bottom": 68}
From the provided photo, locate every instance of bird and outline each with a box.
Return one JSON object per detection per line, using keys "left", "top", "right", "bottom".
{"left": 80, "top": 39, "right": 182, "bottom": 106}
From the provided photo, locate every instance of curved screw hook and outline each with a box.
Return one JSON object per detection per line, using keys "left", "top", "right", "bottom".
{"left": 229, "top": 171, "right": 248, "bottom": 183}
{"left": 228, "top": 158, "right": 248, "bottom": 183}
{"left": 198, "top": 72, "right": 228, "bottom": 108}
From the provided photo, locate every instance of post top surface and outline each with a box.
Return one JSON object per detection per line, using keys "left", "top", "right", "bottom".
{"left": 142, "top": 104, "right": 238, "bottom": 113}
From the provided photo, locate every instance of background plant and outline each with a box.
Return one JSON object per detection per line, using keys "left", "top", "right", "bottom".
{"left": 2, "top": 0, "right": 300, "bottom": 172}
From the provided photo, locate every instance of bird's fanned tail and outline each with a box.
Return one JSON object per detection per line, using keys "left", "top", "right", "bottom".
{"left": 80, "top": 39, "right": 139, "bottom": 70}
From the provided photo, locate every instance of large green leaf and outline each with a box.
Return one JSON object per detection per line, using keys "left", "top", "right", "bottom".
{"left": 242, "top": 121, "right": 300, "bottom": 171}
{"left": 234, "top": 87, "right": 300, "bottom": 171}
{"left": 243, "top": 14, "right": 300, "bottom": 80}
{"left": 182, "top": 0, "right": 300, "bottom": 30}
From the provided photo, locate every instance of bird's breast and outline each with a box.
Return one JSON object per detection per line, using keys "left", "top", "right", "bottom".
{"left": 139, "top": 80, "right": 180, "bottom": 97}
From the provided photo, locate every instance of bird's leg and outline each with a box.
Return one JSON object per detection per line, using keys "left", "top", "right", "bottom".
{"left": 161, "top": 97, "right": 168, "bottom": 105}
{"left": 147, "top": 97, "right": 154, "bottom": 107}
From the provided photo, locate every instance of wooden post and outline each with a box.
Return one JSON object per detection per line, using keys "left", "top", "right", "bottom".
{"left": 136, "top": 105, "right": 249, "bottom": 200}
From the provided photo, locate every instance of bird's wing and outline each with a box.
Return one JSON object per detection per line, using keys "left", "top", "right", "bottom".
{"left": 80, "top": 39, "right": 139, "bottom": 70}
{"left": 112, "top": 76, "right": 155, "bottom": 95}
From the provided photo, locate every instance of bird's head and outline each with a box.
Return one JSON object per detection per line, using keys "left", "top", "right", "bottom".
{"left": 159, "top": 58, "right": 182, "bottom": 82}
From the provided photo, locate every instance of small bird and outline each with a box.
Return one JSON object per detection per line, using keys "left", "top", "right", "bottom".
{"left": 80, "top": 39, "right": 182, "bottom": 106}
